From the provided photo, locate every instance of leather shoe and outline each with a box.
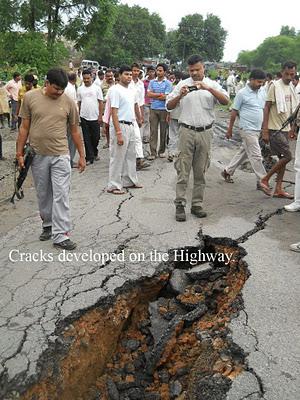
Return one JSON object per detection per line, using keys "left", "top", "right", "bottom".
{"left": 191, "top": 206, "right": 207, "bottom": 218}
{"left": 53, "top": 239, "right": 77, "bottom": 250}
{"left": 176, "top": 205, "right": 186, "bottom": 222}
{"left": 39, "top": 226, "right": 52, "bottom": 241}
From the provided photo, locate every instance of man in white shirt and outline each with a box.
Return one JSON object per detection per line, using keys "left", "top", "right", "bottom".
{"left": 129, "top": 62, "right": 150, "bottom": 170}
{"left": 292, "top": 74, "right": 300, "bottom": 102}
{"left": 77, "top": 70, "right": 103, "bottom": 164}
{"left": 5, "top": 72, "right": 22, "bottom": 131}
{"left": 167, "top": 54, "right": 229, "bottom": 221}
{"left": 94, "top": 70, "right": 104, "bottom": 87}
{"left": 226, "top": 72, "right": 236, "bottom": 98}
{"left": 64, "top": 72, "right": 78, "bottom": 167}
{"left": 106, "top": 65, "right": 143, "bottom": 194}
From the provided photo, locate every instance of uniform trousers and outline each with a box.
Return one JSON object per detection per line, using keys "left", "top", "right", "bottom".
{"left": 174, "top": 126, "right": 212, "bottom": 208}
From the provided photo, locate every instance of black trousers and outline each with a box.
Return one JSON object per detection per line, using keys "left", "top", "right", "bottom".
{"left": 80, "top": 118, "right": 100, "bottom": 162}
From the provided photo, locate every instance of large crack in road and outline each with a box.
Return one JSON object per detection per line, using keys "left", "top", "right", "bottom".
{"left": 1, "top": 114, "right": 296, "bottom": 400}
{"left": 0, "top": 205, "right": 282, "bottom": 400}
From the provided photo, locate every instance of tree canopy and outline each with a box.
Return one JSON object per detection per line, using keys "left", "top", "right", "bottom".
{"left": 162, "top": 13, "right": 227, "bottom": 65}
{"left": 84, "top": 4, "right": 166, "bottom": 66}
{"left": 0, "top": 0, "right": 116, "bottom": 76}
{"left": 237, "top": 26, "right": 300, "bottom": 72}
{"left": 0, "top": 2, "right": 228, "bottom": 74}
{"left": 0, "top": 0, "right": 117, "bottom": 49}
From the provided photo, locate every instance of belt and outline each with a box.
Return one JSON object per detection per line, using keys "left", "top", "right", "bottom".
{"left": 180, "top": 122, "right": 213, "bottom": 132}
{"left": 119, "top": 120, "right": 133, "bottom": 125}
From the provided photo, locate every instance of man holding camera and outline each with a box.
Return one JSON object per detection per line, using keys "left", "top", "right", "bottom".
{"left": 167, "top": 55, "right": 229, "bottom": 222}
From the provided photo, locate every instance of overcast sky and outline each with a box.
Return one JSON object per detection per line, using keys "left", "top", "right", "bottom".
{"left": 120, "top": 0, "right": 299, "bottom": 61}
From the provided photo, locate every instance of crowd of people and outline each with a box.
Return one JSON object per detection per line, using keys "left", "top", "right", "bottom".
{"left": 1, "top": 56, "right": 299, "bottom": 252}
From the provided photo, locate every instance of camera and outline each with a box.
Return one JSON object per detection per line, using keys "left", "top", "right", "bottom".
{"left": 187, "top": 85, "right": 198, "bottom": 92}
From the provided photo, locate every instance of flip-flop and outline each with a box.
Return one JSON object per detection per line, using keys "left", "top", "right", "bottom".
{"left": 273, "top": 192, "right": 294, "bottom": 199}
{"left": 107, "top": 188, "right": 126, "bottom": 195}
{"left": 221, "top": 169, "right": 234, "bottom": 183}
{"left": 259, "top": 182, "right": 272, "bottom": 196}
{"left": 124, "top": 184, "right": 143, "bottom": 189}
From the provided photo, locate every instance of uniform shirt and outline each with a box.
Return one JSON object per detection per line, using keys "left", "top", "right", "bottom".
{"left": 167, "top": 85, "right": 181, "bottom": 120}
{"left": 19, "top": 89, "right": 79, "bottom": 156}
{"left": 5, "top": 79, "right": 22, "bottom": 101}
{"left": 94, "top": 77, "right": 103, "bottom": 87}
{"left": 232, "top": 84, "right": 266, "bottom": 131}
{"left": 148, "top": 78, "right": 173, "bottom": 110}
{"left": 129, "top": 79, "right": 144, "bottom": 107}
{"left": 108, "top": 84, "right": 138, "bottom": 124}
{"left": 167, "top": 77, "right": 228, "bottom": 127}
{"left": 64, "top": 82, "right": 77, "bottom": 103}
{"left": 101, "top": 80, "right": 114, "bottom": 102}
{"left": 77, "top": 83, "right": 103, "bottom": 120}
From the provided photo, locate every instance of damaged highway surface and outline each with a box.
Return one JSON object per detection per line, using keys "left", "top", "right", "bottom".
{"left": 0, "top": 115, "right": 299, "bottom": 400}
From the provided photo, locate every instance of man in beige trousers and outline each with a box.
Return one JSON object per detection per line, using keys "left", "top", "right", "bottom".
{"left": 167, "top": 55, "right": 229, "bottom": 221}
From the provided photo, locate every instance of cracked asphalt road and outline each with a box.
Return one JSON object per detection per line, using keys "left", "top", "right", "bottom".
{"left": 0, "top": 120, "right": 299, "bottom": 399}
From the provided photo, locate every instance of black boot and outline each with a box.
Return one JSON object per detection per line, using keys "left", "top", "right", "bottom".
{"left": 175, "top": 205, "right": 186, "bottom": 222}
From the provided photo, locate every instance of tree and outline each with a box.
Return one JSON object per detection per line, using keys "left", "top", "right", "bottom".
{"left": 280, "top": 25, "right": 296, "bottom": 37}
{"left": 177, "top": 14, "right": 205, "bottom": 63}
{"left": 203, "top": 14, "right": 227, "bottom": 61}
{"left": 0, "top": 0, "right": 18, "bottom": 32}
{"left": 237, "top": 26, "right": 300, "bottom": 71}
{"left": 0, "top": 32, "right": 68, "bottom": 76}
{"left": 175, "top": 13, "right": 227, "bottom": 63}
{"left": 84, "top": 4, "right": 166, "bottom": 66}
{"left": 164, "top": 30, "right": 180, "bottom": 64}
{"left": 237, "top": 34, "right": 300, "bottom": 72}
{"left": 0, "top": 0, "right": 117, "bottom": 51}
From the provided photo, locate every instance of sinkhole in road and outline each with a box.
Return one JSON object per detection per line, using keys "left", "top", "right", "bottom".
{"left": 21, "top": 236, "right": 250, "bottom": 400}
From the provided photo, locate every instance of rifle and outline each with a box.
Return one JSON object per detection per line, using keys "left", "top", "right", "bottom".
{"left": 10, "top": 143, "right": 35, "bottom": 204}
{"left": 280, "top": 101, "right": 300, "bottom": 131}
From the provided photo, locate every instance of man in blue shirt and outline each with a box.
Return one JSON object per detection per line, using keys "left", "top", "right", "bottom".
{"left": 221, "top": 69, "right": 267, "bottom": 192}
{"left": 147, "top": 63, "right": 173, "bottom": 159}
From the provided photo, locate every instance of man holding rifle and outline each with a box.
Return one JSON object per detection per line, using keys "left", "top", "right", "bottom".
{"left": 260, "top": 61, "right": 298, "bottom": 198}
{"left": 17, "top": 68, "right": 85, "bottom": 250}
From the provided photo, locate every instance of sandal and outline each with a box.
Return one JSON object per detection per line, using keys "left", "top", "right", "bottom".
{"left": 107, "top": 188, "right": 126, "bottom": 195}
{"left": 273, "top": 191, "right": 294, "bottom": 199}
{"left": 259, "top": 182, "right": 272, "bottom": 196}
{"left": 221, "top": 169, "right": 234, "bottom": 183}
